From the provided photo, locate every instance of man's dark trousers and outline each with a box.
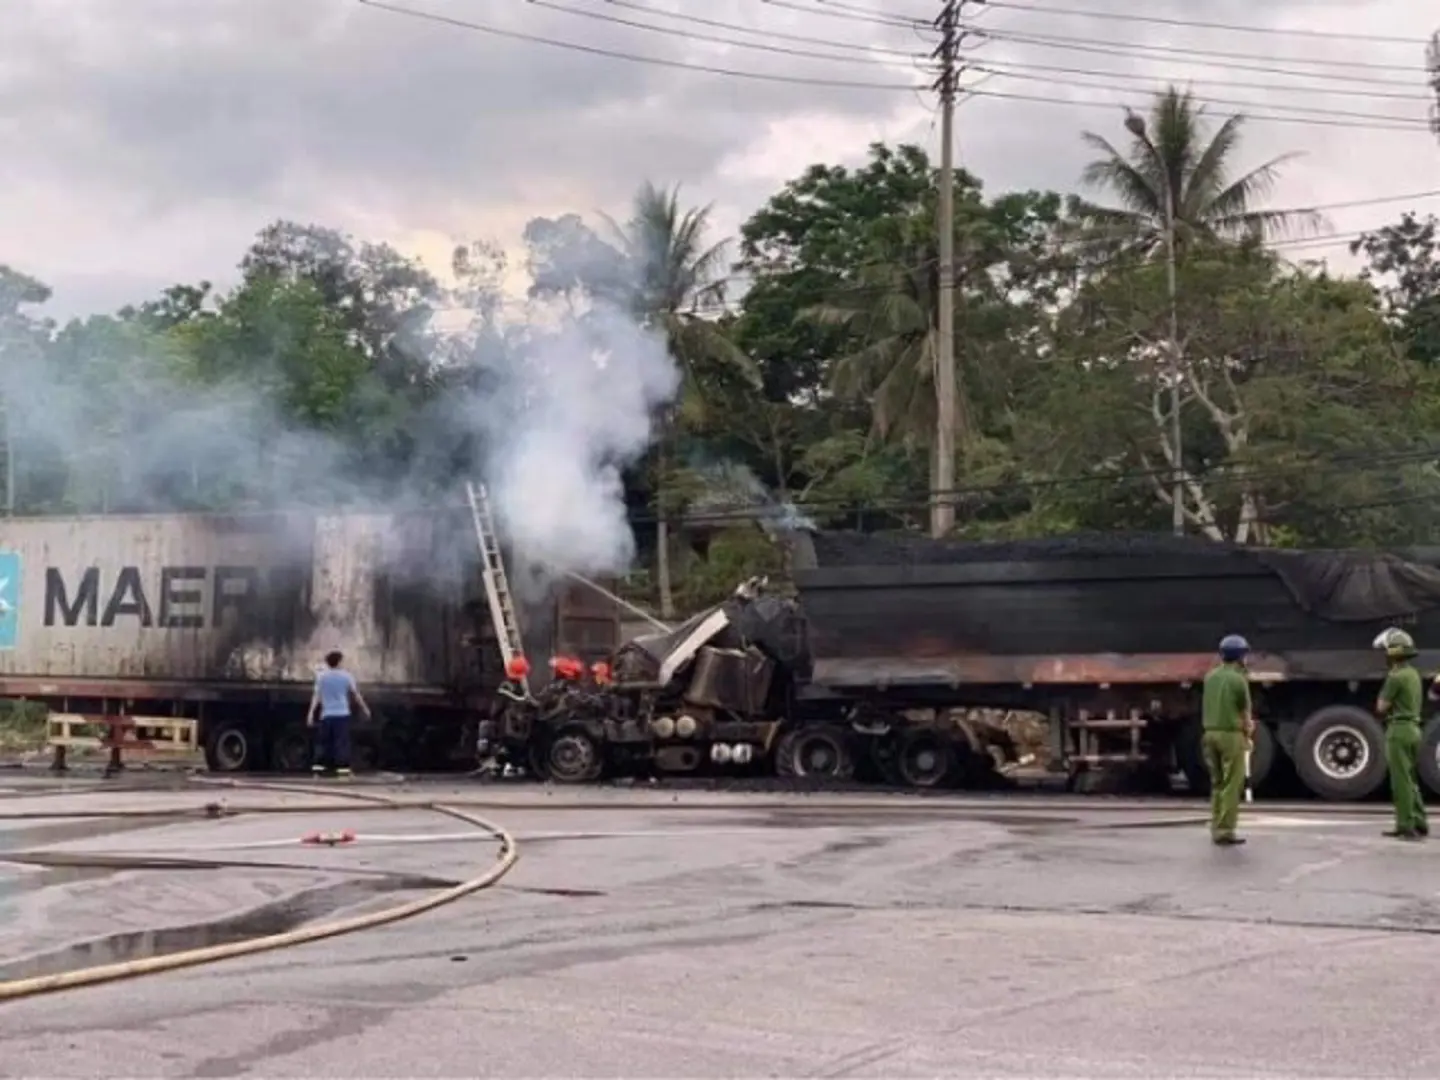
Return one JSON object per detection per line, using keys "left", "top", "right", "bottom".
{"left": 313, "top": 714, "right": 353, "bottom": 773}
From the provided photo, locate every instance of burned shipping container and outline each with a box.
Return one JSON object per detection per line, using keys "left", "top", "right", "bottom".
{"left": 0, "top": 510, "right": 619, "bottom": 700}
{"left": 793, "top": 530, "right": 1440, "bottom": 687}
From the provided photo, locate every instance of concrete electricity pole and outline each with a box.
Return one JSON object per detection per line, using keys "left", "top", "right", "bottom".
{"left": 1428, "top": 31, "right": 1439, "bottom": 140}
{"left": 930, "top": 0, "right": 965, "bottom": 539}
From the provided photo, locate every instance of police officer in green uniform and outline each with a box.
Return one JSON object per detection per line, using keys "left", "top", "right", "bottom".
{"left": 1373, "top": 627, "right": 1428, "bottom": 841}
{"left": 1202, "top": 634, "right": 1254, "bottom": 846}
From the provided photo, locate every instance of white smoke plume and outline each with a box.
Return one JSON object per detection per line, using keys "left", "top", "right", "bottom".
{"left": 463, "top": 301, "right": 678, "bottom": 593}
{"left": 0, "top": 217, "right": 683, "bottom": 605}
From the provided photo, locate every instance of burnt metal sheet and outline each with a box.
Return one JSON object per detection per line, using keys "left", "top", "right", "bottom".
{"left": 810, "top": 648, "right": 1406, "bottom": 688}
{"left": 795, "top": 567, "right": 1440, "bottom": 661}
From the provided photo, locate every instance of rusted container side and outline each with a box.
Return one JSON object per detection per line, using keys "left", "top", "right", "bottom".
{"left": 0, "top": 511, "right": 474, "bottom": 692}
{"left": 794, "top": 555, "right": 1440, "bottom": 688}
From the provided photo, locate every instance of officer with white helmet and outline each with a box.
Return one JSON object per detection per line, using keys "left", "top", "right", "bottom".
{"left": 1373, "top": 627, "right": 1428, "bottom": 840}
{"left": 1202, "top": 633, "right": 1255, "bottom": 845}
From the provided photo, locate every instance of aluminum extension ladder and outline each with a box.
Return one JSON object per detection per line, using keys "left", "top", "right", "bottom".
{"left": 464, "top": 481, "right": 528, "bottom": 694}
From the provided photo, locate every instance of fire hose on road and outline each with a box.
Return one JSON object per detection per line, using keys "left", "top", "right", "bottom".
{"left": 0, "top": 778, "right": 520, "bottom": 1003}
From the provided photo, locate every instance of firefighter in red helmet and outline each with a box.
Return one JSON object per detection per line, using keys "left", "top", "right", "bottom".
{"left": 478, "top": 654, "right": 532, "bottom": 777}
{"left": 551, "top": 655, "right": 585, "bottom": 681}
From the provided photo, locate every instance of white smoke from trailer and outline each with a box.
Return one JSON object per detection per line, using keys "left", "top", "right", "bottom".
{"left": 469, "top": 300, "right": 679, "bottom": 600}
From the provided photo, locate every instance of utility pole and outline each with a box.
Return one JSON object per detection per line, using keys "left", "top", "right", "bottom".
{"left": 930, "top": 0, "right": 963, "bottom": 539}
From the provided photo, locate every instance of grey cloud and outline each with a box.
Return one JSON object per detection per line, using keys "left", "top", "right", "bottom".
{"left": 0, "top": 0, "right": 1435, "bottom": 316}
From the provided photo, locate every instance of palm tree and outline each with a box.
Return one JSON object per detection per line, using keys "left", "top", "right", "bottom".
{"left": 814, "top": 230, "right": 956, "bottom": 455}
{"left": 603, "top": 183, "right": 758, "bottom": 618}
{"left": 1072, "top": 86, "right": 1323, "bottom": 258}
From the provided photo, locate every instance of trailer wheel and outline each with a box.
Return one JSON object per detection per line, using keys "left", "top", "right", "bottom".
{"left": 1293, "top": 706, "right": 1387, "bottom": 801}
{"left": 896, "top": 729, "right": 954, "bottom": 789}
{"left": 1177, "top": 718, "right": 1276, "bottom": 796}
{"left": 1417, "top": 719, "right": 1440, "bottom": 798}
{"left": 270, "top": 726, "right": 312, "bottom": 773}
{"left": 205, "top": 723, "right": 252, "bottom": 773}
{"left": 546, "top": 727, "right": 603, "bottom": 784}
{"left": 775, "top": 726, "right": 855, "bottom": 781}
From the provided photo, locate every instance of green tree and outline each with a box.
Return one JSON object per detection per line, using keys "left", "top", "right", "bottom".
{"left": 804, "top": 171, "right": 1064, "bottom": 526}
{"left": 173, "top": 273, "right": 376, "bottom": 506}
{"left": 239, "top": 221, "right": 443, "bottom": 484}
{"left": 1027, "top": 243, "right": 1434, "bottom": 545}
{"left": 1072, "top": 86, "right": 1322, "bottom": 258}
{"left": 1353, "top": 212, "right": 1440, "bottom": 367}
{"left": 733, "top": 143, "right": 935, "bottom": 402}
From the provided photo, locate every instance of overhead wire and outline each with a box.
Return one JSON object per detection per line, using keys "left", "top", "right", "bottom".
{"left": 759, "top": 0, "right": 929, "bottom": 31}
{"left": 525, "top": 0, "right": 924, "bottom": 67}
{"left": 423, "top": 1, "right": 1440, "bottom": 131}
{"left": 352, "top": 0, "right": 925, "bottom": 90}
{"left": 938, "top": 0, "right": 1431, "bottom": 47}
{"left": 956, "top": 84, "right": 1428, "bottom": 131}
{"left": 964, "top": 25, "right": 1429, "bottom": 76}
{"left": 965, "top": 58, "right": 1433, "bottom": 104}
{"left": 594, "top": 0, "right": 927, "bottom": 58}
{"left": 619, "top": 445, "right": 1440, "bottom": 529}
{"left": 965, "top": 67, "right": 1430, "bottom": 127}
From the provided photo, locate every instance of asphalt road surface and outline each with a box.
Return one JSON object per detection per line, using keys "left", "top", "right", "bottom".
{"left": 1, "top": 777, "right": 1438, "bottom": 1078}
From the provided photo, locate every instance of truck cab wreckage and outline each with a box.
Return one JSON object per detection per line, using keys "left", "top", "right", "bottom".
{"left": 479, "top": 575, "right": 1023, "bottom": 787}
{"left": 472, "top": 486, "right": 1440, "bottom": 800}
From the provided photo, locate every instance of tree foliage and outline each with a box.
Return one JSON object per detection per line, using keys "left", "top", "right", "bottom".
{"left": 3, "top": 85, "right": 1438, "bottom": 613}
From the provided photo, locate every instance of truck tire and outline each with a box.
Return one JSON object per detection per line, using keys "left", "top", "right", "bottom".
{"left": 546, "top": 727, "right": 604, "bottom": 784}
{"left": 270, "top": 725, "right": 312, "bottom": 773}
{"left": 775, "top": 726, "right": 855, "bottom": 782}
{"left": 896, "top": 729, "right": 954, "bottom": 788}
{"left": 1293, "top": 705, "right": 1387, "bottom": 801}
{"left": 1417, "top": 719, "right": 1440, "bottom": 798}
{"left": 205, "top": 722, "right": 253, "bottom": 773}
{"left": 1177, "top": 718, "right": 1275, "bottom": 796}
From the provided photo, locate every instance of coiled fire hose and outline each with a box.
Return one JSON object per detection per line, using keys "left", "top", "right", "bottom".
{"left": 0, "top": 778, "right": 519, "bottom": 1002}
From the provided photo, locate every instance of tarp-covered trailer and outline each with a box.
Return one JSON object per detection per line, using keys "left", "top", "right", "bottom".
{"left": 0, "top": 510, "right": 620, "bottom": 773}
{"left": 788, "top": 531, "right": 1440, "bottom": 801}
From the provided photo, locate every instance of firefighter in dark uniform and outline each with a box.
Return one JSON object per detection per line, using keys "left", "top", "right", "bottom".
{"left": 478, "top": 655, "right": 532, "bottom": 776}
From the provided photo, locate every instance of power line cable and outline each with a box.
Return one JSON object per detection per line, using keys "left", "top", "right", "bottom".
{"left": 759, "top": 0, "right": 929, "bottom": 31}
{"left": 595, "top": 0, "right": 927, "bottom": 58}
{"left": 956, "top": 0, "right": 1430, "bottom": 47}
{"left": 433, "top": 0, "right": 1440, "bottom": 130}
{"left": 620, "top": 446, "right": 1440, "bottom": 526}
{"left": 353, "top": 0, "right": 925, "bottom": 89}
{"left": 972, "top": 67, "right": 1431, "bottom": 127}
{"left": 969, "top": 58, "right": 1433, "bottom": 103}
{"left": 960, "top": 31, "right": 1424, "bottom": 88}
{"left": 527, "top": 0, "right": 921, "bottom": 67}
{"left": 958, "top": 83, "right": 1430, "bottom": 131}
{"left": 969, "top": 25, "right": 1428, "bottom": 75}
{"left": 587, "top": 1, "right": 1434, "bottom": 99}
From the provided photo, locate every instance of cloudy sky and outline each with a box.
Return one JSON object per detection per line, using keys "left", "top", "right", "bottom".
{"left": 1, "top": 0, "right": 1435, "bottom": 319}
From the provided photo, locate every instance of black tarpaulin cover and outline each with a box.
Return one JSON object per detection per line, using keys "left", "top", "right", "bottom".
{"left": 807, "top": 530, "right": 1440, "bottom": 623}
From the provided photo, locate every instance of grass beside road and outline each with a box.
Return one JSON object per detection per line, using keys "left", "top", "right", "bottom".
{"left": 0, "top": 700, "right": 48, "bottom": 753}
